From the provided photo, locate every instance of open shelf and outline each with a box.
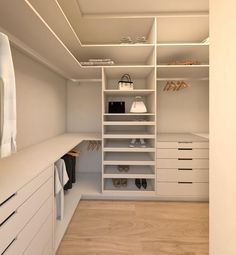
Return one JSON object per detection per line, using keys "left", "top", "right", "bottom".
{"left": 104, "top": 89, "right": 155, "bottom": 96}
{"left": 103, "top": 66, "right": 154, "bottom": 78}
{"left": 104, "top": 139, "right": 155, "bottom": 152}
{"left": 104, "top": 113, "right": 155, "bottom": 116}
{"left": 103, "top": 178, "right": 155, "bottom": 193}
{"left": 103, "top": 129, "right": 156, "bottom": 139}
{"left": 104, "top": 152, "right": 155, "bottom": 165}
{"left": 156, "top": 43, "right": 209, "bottom": 65}
{"left": 59, "top": 9, "right": 155, "bottom": 44}
{"left": 156, "top": 77, "right": 209, "bottom": 81}
{"left": 156, "top": 65, "right": 209, "bottom": 78}
{"left": 104, "top": 114, "right": 155, "bottom": 123}
{"left": 79, "top": 45, "right": 155, "bottom": 66}
{"left": 156, "top": 16, "right": 209, "bottom": 43}
{"left": 103, "top": 121, "right": 155, "bottom": 126}
{"left": 104, "top": 165, "right": 155, "bottom": 178}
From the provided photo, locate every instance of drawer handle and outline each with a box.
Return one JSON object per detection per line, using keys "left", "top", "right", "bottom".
{"left": 178, "top": 142, "right": 192, "bottom": 144}
{"left": 178, "top": 148, "right": 192, "bottom": 151}
{"left": 178, "top": 168, "right": 193, "bottom": 171}
{"left": 178, "top": 182, "right": 193, "bottom": 184}
{"left": 178, "top": 158, "right": 193, "bottom": 160}
{"left": 0, "top": 211, "right": 17, "bottom": 228}
{"left": 0, "top": 193, "right": 17, "bottom": 207}
{"left": 1, "top": 238, "right": 16, "bottom": 255}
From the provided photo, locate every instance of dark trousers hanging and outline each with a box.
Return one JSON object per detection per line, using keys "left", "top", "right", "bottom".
{"left": 61, "top": 154, "right": 76, "bottom": 190}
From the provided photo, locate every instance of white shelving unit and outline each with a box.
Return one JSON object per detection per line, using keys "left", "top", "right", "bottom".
{"left": 102, "top": 24, "right": 157, "bottom": 193}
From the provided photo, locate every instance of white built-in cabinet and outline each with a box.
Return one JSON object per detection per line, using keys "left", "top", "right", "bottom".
{"left": 0, "top": 1, "right": 209, "bottom": 199}
{"left": 96, "top": 16, "right": 209, "bottom": 198}
{"left": 0, "top": 166, "right": 53, "bottom": 255}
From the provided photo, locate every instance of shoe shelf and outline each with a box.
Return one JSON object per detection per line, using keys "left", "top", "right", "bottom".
{"left": 103, "top": 165, "right": 155, "bottom": 179}
{"left": 103, "top": 178, "right": 155, "bottom": 193}
{"left": 103, "top": 139, "right": 155, "bottom": 152}
{"left": 103, "top": 152, "right": 155, "bottom": 165}
{"left": 103, "top": 133, "right": 156, "bottom": 139}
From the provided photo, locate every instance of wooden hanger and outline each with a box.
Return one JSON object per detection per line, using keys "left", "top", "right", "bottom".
{"left": 163, "top": 81, "right": 190, "bottom": 92}
{"left": 87, "top": 140, "right": 101, "bottom": 151}
{"left": 67, "top": 149, "right": 80, "bottom": 157}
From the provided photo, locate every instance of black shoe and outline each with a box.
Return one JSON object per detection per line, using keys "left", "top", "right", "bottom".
{"left": 142, "top": 179, "right": 147, "bottom": 189}
{"left": 135, "top": 179, "right": 141, "bottom": 189}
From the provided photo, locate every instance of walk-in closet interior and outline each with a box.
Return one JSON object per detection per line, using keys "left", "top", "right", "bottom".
{"left": 0, "top": 0, "right": 215, "bottom": 254}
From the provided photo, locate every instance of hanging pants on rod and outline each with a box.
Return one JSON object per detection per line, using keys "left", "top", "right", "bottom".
{"left": 61, "top": 154, "right": 76, "bottom": 190}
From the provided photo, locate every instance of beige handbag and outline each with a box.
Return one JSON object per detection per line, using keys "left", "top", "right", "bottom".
{"left": 130, "top": 96, "right": 147, "bottom": 113}
{"left": 118, "top": 74, "right": 134, "bottom": 91}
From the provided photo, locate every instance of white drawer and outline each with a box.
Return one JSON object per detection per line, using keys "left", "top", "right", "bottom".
{"left": 157, "top": 159, "right": 209, "bottom": 169}
{"left": 23, "top": 214, "right": 53, "bottom": 255}
{"left": 157, "top": 182, "right": 209, "bottom": 197}
{"left": 157, "top": 142, "right": 209, "bottom": 149}
{"left": 157, "top": 148, "right": 209, "bottom": 159}
{"left": 157, "top": 169, "right": 209, "bottom": 182}
{"left": 0, "top": 165, "right": 53, "bottom": 225}
{"left": 0, "top": 177, "right": 53, "bottom": 254}
{"left": 3, "top": 195, "right": 53, "bottom": 255}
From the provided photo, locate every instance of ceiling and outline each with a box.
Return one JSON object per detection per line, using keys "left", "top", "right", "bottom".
{"left": 76, "top": 0, "right": 209, "bottom": 16}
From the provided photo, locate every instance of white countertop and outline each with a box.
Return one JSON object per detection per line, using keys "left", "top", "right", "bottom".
{"left": 192, "top": 133, "right": 209, "bottom": 139}
{"left": 0, "top": 133, "right": 101, "bottom": 204}
{"left": 157, "top": 133, "right": 209, "bottom": 142}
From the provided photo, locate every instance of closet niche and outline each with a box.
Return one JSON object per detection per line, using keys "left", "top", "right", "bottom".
{"left": 65, "top": 14, "right": 209, "bottom": 200}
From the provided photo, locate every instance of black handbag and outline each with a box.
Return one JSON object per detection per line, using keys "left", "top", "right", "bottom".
{"left": 108, "top": 101, "right": 125, "bottom": 113}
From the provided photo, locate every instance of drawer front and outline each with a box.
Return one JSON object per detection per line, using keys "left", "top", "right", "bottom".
{"left": 157, "top": 182, "right": 209, "bottom": 197}
{"left": 0, "top": 177, "right": 53, "bottom": 254}
{"left": 157, "top": 159, "right": 209, "bottom": 169}
{"left": 157, "top": 142, "right": 209, "bottom": 149}
{"left": 157, "top": 148, "right": 209, "bottom": 159}
{"left": 157, "top": 169, "right": 209, "bottom": 182}
{"left": 23, "top": 215, "right": 53, "bottom": 255}
{"left": 3, "top": 195, "right": 53, "bottom": 255}
{"left": 0, "top": 165, "right": 53, "bottom": 224}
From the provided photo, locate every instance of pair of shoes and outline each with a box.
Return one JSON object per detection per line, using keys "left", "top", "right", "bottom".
{"left": 112, "top": 178, "right": 128, "bottom": 188}
{"left": 135, "top": 179, "right": 147, "bottom": 189}
{"left": 117, "top": 165, "right": 129, "bottom": 172}
{"left": 129, "top": 139, "right": 146, "bottom": 148}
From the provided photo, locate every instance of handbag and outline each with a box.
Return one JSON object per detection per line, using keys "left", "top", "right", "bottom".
{"left": 108, "top": 101, "right": 125, "bottom": 113}
{"left": 118, "top": 74, "right": 134, "bottom": 91}
{"left": 130, "top": 96, "right": 147, "bottom": 113}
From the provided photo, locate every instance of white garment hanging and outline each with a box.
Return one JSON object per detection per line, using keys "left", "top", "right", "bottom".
{"left": 54, "top": 159, "right": 69, "bottom": 220}
{"left": 0, "top": 32, "right": 17, "bottom": 158}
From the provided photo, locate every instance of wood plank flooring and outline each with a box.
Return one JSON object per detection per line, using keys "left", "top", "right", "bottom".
{"left": 56, "top": 201, "right": 209, "bottom": 255}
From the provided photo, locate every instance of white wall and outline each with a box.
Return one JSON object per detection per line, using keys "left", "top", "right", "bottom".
{"left": 67, "top": 81, "right": 102, "bottom": 133}
{"left": 157, "top": 81, "right": 209, "bottom": 133}
{"left": 12, "top": 47, "right": 67, "bottom": 150}
{"left": 210, "top": 0, "right": 236, "bottom": 254}
{"left": 67, "top": 81, "right": 102, "bottom": 172}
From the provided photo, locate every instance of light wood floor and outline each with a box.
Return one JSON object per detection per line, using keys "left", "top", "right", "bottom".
{"left": 56, "top": 201, "right": 209, "bottom": 255}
